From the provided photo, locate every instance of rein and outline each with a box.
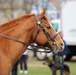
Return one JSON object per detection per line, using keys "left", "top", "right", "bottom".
{"left": 0, "top": 34, "right": 28, "bottom": 45}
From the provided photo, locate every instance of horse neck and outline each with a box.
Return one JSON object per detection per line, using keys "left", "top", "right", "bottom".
{"left": 4, "top": 15, "right": 36, "bottom": 64}
{"left": 0, "top": 14, "right": 33, "bottom": 32}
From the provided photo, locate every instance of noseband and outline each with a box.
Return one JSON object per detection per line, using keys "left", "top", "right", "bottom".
{"left": 34, "top": 15, "right": 58, "bottom": 44}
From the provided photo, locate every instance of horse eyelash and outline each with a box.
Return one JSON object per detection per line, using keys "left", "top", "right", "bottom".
{"left": 46, "top": 26, "right": 51, "bottom": 29}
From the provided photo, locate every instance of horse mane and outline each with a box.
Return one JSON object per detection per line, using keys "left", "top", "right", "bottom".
{"left": 0, "top": 14, "right": 34, "bottom": 32}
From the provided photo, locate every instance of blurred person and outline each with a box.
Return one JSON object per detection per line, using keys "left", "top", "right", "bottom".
{"left": 12, "top": 60, "right": 19, "bottom": 75}
{"left": 43, "top": 31, "right": 71, "bottom": 75}
{"left": 19, "top": 49, "right": 28, "bottom": 74}
{"left": 53, "top": 31, "right": 70, "bottom": 75}
{"left": 54, "top": 31, "right": 69, "bottom": 59}
{"left": 32, "top": 43, "right": 37, "bottom": 57}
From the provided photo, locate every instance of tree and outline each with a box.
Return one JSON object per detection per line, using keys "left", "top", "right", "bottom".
{"left": 0, "top": 0, "right": 38, "bottom": 24}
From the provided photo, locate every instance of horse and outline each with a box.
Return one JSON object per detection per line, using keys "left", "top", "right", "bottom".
{"left": 0, "top": 9, "right": 64, "bottom": 75}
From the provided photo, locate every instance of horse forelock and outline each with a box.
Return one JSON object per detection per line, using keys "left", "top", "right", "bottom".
{"left": 0, "top": 14, "right": 34, "bottom": 33}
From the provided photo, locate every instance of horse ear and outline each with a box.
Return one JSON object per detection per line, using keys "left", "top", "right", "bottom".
{"left": 39, "top": 9, "right": 46, "bottom": 19}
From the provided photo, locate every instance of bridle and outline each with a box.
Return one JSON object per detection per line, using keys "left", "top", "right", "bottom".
{"left": 0, "top": 15, "right": 58, "bottom": 52}
{"left": 33, "top": 15, "right": 59, "bottom": 52}
{"left": 34, "top": 15, "right": 58, "bottom": 45}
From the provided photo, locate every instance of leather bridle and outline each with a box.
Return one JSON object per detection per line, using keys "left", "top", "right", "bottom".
{"left": 34, "top": 15, "right": 58, "bottom": 44}
{"left": 34, "top": 15, "right": 60, "bottom": 53}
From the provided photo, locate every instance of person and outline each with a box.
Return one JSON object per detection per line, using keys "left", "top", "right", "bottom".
{"left": 53, "top": 31, "right": 69, "bottom": 57}
{"left": 53, "top": 31, "right": 70, "bottom": 75}
{"left": 19, "top": 49, "right": 28, "bottom": 74}
{"left": 43, "top": 31, "right": 71, "bottom": 75}
{"left": 12, "top": 60, "right": 19, "bottom": 75}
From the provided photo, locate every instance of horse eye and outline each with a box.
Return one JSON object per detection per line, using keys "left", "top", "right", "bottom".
{"left": 46, "top": 26, "right": 51, "bottom": 29}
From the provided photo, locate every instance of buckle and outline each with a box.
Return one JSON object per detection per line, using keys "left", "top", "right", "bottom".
{"left": 37, "top": 21, "right": 41, "bottom": 25}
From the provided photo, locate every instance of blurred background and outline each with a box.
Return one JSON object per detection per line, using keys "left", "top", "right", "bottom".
{"left": 0, "top": 0, "right": 63, "bottom": 24}
{"left": 0, "top": 0, "right": 76, "bottom": 75}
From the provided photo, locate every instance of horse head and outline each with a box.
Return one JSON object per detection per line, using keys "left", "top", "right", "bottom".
{"left": 32, "top": 9, "right": 64, "bottom": 53}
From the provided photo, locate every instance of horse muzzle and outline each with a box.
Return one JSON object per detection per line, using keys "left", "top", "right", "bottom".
{"left": 52, "top": 42, "right": 64, "bottom": 53}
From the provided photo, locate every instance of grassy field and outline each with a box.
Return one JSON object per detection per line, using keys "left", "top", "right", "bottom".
{"left": 11, "top": 51, "right": 76, "bottom": 75}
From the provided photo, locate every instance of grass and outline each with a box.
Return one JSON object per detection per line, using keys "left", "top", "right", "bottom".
{"left": 17, "top": 57, "right": 51, "bottom": 75}
{"left": 11, "top": 51, "right": 76, "bottom": 75}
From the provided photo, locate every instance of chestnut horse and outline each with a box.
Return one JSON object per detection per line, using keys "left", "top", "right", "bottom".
{"left": 0, "top": 9, "right": 64, "bottom": 75}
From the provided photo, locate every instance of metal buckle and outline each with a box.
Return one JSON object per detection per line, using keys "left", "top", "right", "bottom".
{"left": 37, "top": 21, "right": 41, "bottom": 25}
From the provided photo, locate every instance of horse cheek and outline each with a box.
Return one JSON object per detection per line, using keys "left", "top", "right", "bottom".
{"left": 36, "top": 34, "right": 47, "bottom": 45}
